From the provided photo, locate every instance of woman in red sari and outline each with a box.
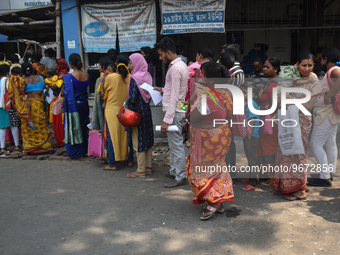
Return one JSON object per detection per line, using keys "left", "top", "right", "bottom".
{"left": 50, "top": 58, "right": 70, "bottom": 147}
{"left": 55, "top": 58, "right": 70, "bottom": 77}
{"left": 257, "top": 57, "right": 280, "bottom": 185}
{"left": 274, "top": 52, "right": 321, "bottom": 200}
{"left": 187, "top": 62, "right": 234, "bottom": 221}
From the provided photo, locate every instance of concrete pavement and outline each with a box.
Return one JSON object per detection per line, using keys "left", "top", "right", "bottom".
{"left": 0, "top": 143, "right": 339, "bottom": 254}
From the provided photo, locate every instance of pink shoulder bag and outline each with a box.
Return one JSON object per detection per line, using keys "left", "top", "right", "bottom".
{"left": 51, "top": 94, "right": 64, "bottom": 115}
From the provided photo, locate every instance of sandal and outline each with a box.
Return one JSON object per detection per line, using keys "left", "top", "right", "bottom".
{"left": 127, "top": 162, "right": 134, "bottom": 167}
{"left": 200, "top": 204, "right": 221, "bottom": 220}
{"left": 127, "top": 171, "right": 146, "bottom": 178}
{"left": 283, "top": 194, "right": 307, "bottom": 201}
{"left": 242, "top": 184, "right": 258, "bottom": 191}
{"left": 241, "top": 178, "right": 252, "bottom": 184}
{"left": 146, "top": 168, "right": 152, "bottom": 174}
{"left": 216, "top": 203, "right": 224, "bottom": 213}
{"left": 102, "top": 165, "right": 119, "bottom": 171}
{"left": 27, "top": 121, "right": 38, "bottom": 130}
{"left": 261, "top": 179, "right": 275, "bottom": 186}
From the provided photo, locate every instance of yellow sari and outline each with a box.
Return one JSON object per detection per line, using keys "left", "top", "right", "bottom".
{"left": 21, "top": 97, "right": 53, "bottom": 154}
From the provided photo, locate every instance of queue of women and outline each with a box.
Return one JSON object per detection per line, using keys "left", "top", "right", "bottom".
{"left": 185, "top": 46, "right": 340, "bottom": 220}
{"left": 0, "top": 43, "right": 339, "bottom": 221}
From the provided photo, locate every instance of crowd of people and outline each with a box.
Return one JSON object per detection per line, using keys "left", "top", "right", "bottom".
{"left": 0, "top": 38, "right": 339, "bottom": 221}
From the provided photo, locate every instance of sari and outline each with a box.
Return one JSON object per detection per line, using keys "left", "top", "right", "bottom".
{"left": 21, "top": 97, "right": 53, "bottom": 153}
{"left": 91, "top": 76, "right": 105, "bottom": 135}
{"left": 7, "top": 76, "right": 29, "bottom": 122}
{"left": 63, "top": 73, "right": 90, "bottom": 158}
{"left": 52, "top": 58, "right": 69, "bottom": 147}
{"left": 32, "top": 63, "right": 47, "bottom": 79}
{"left": 274, "top": 73, "right": 322, "bottom": 193}
{"left": 46, "top": 76, "right": 65, "bottom": 146}
{"left": 56, "top": 58, "right": 70, "bottom": 77}
{"left": 187, "top": 88, "right": 234, "bottom": 205}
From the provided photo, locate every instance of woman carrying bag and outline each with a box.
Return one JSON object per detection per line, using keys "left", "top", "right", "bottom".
{"left": 274, "top": 52, "right": 321, "bottom": 200}
{"left": 126, "top": 53, "right": 154, "bottom": 178}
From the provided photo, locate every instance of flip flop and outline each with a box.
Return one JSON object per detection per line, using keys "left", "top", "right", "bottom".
{"left": 27, "top": 122, "right": 38, "bottom": 130}
{"left": 102, "top": 165, "right": 119, "bottom": 171}
{"left": 242, "top": 184, "right": 258, "bottom": 191}
{"left": 261, "top": 179, "right": 275, "bottom": 186}
{"left": 241, "top": 178, "right": 252, "bottom": 183}
{"left": 283, "top": 194, "right": 307, "bottom": 201}
{"left": 146, "top": 168, "right": 152, "bottom": 174}
{"left": 127, "top": 172, "right": 146, "bottom": 178}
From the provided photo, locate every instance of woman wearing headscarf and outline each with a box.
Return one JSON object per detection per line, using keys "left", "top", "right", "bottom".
{"left": 55, "top": 58, "right": 70, "bottom": 77}
{"left": 126, "top": 53, "right": 154, "bottom": 177}
{"left": 48, "top": 58, "right": 70, "bottom": 147}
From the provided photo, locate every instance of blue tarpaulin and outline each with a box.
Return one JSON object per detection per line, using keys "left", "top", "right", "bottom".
{"left": 0, "top": 34, "right": 16, "bottom": 43}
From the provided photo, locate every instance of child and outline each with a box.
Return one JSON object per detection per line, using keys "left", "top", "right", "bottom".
{"left": 45, "top": 68, "right": 63, "bottom": 123}
{"left": 98, "top": 63, "right": 115, "bottom": 108}
{"left": 279, "top": 64, "right": 314, "bottom": 87}
{"left": 45, "top": 68, "right": 63, "bottom": 97}
{"left": 10, "top": 67, "right": 37, "bottom": 129}
{"left": 240, "top": 83, "right": 260, "bottom": 191}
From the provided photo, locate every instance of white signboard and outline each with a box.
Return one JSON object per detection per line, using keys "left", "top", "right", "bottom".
{"left": 10, "top": 0, "right": 52, "bottom": 10}
{"left": 82, "top": 0, "right": 156, "bottom": 53}
{"left": 67, "top": 40, "right": 76, "bottom": 49}
{"left": 160, "top": 0, "right": 225, "bottom": 34}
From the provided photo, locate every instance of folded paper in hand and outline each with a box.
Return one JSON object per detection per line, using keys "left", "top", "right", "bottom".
{"left": 140, "top": 83, "right": 163, "bottom": 105}
{"left": 45, "top": 88, "right": 55, "bottom": 104}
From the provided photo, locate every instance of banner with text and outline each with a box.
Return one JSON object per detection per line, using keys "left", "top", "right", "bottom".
{"left": 160, "top": 0, "right": 225, "bottom": 34}
{"left": 82, "top": 0, "right": 156, "bottom": 53}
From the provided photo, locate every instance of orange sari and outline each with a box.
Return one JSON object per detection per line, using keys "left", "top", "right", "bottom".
{"left": 187, "top": 88, "right": 234, "bottom": 205}
{"left": 32, "top": 63, "right": 47, "bottom": 79}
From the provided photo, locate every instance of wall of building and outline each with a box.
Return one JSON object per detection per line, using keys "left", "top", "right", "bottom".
{"left": 243, "top": 30, "right": 292, "bottom": 64}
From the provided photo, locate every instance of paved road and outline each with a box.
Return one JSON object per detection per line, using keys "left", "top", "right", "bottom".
{"left": 0, "top": 158, "right": 339, "bottom": 255}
